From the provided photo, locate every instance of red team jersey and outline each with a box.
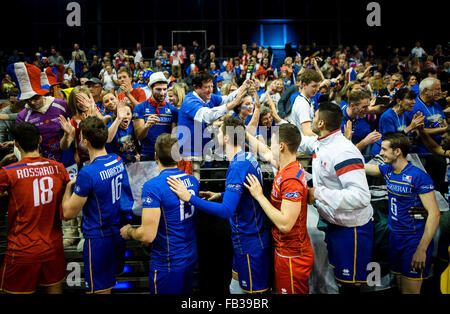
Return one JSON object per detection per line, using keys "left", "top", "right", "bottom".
{"left": 0, "top": 156, "right": 70, "bottom": 263}
{"left": 270, "top": 160, "right": 312, "bottom": 256}
{"left": 117, "top": 88, "right": 147, "bottom": 108}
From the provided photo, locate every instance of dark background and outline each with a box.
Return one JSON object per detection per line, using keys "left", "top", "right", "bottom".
{"left": 1, "top": 0, "right": 448, "bottom": 59}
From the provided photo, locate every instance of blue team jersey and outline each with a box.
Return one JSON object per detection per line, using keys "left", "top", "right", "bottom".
{"left": 412, "top": 96, "right": 445, "bottom": 155}
{"left": 226, "top": 151, "right": 269, "bottom": 250}
{"left": 341, "top": 103, "right": 372, "bottom": 145}
{"left": 133, "top": 101, "right": 175, "bottom": 158}
{"left": 177, "top": 91, "right": 225, "bottom": 157}
{"left": 107, "top": 121, "right": 138, "bottom": 163}
{"left": 74, "top": 154, "right": 134, "bottom": 238}
{"left": 370, "top": 108, "right": 412, "bottom": 155}
{"left": 378, "top": 162, "right": 435, "bottom": 234}
{"left": 142, "top": 168, "right": 199, "bottom": 271}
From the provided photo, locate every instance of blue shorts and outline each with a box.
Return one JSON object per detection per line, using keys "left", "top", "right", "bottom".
{"left": 83, "top": 235, "right": 125, "bottom": 293}
{"left": 389, "top": 232, "right": 433, "bottom": 279}
{"left": 149, "top": 263, "right": 195, "bottom": 294}
{"left": 232, "top": 246, "right": 270, "bottom": 293}
{"left": 326, "top": 219, "right": 373, "bottom": 284}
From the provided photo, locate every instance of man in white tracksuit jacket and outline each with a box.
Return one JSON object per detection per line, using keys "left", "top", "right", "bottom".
{"left": 300, "top": 101, "right": 374, "bottom": 294}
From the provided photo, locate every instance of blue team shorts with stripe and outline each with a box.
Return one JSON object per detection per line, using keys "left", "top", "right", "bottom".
{"left": 389, "top": 232, "right": 433, "bottom": 279}
{"left": 149, "top": 262, "right": 196, "bottom": 294}
{"left": 325, "top": 219, "right": 373, "bottom": 284}
{"left": 83, "top": 235, "right": 125, "bottom": 293}
{"left": 232, "top": 246, "right": 270, "bottom": 293}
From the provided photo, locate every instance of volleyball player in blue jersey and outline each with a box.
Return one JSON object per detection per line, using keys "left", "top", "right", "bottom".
{"left": 168, "top": 115, "right": 270, "bottom": 294}
{"left": 120, "top": 134, "right": 200, "bottom": 294}
{"left": 365, "top": 133, "right": 440, "bottom": 294}
{"left": 62, "top": 116, "right": 134, "bottom": 294}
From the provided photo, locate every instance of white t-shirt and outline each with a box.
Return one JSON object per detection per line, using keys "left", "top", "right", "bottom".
{"left": 102, "top": 72, "right": 118, "bottom": 91}
{"left": 289, "top": 93, "right": 314, "bottom": 136}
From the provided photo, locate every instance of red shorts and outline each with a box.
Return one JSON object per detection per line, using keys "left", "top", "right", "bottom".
{"left": 274, "top": 247, "right": 314, "bottom": 294}
{"left": 0, "top": 253, "right": 67, "bottom": 294}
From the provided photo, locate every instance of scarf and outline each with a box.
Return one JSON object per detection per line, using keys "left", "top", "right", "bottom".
{"left": 149, "top": 96, "right": 166, "bottom": 115}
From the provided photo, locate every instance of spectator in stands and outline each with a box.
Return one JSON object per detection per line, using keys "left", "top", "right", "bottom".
{"left": 71, "top": 43, "right": 87, "bottom": 63}
{"left": 133, "top": 72, "right": 177, "bottom": 162}
{"left": 48, "top": 48, "right": 65, "bottom": 66}
{"left": 280, "top": 57, "right": 294, "bottom": 81}
{"left": 100, "top": 64, "right": 118, "bottom": 93}
{"left": 290, "top": 69, "right": 323, "bottom": 137}
{"left": 341, "top": 91, "right": 381, "bottom": 154}
{"left": 106, "top": 102, "right": 140, "bottom": 163}
{"left": 85, "top": 78, "right": 105, "bottom": 112}
{"left": 413, "top": 77, "right": 448, "bottom": 194}
{"left": 339, "top": 80, "right": 362, "bottom": 109}
{"left": 87, "top": 44, "right": 100, "bottom": 62}
{"left": 260, "top": 79, "right": 283, "bottom": 108}
{"left": 168, "top": 84, "right": 185, "bottom": 109}
{"left": 220, "top": 82, "right": 239, "bottom": 96}
{"left": 370, "top": 89, "right": 424, "bottom": 156}
{"left": 67, "top": 85, "right": 106, "bottom": 166}
{"left": 116, "top": 67, "right": 146, "bottom": 109}
{"left": 405, "top": 74, "right": 420, "bottom": 95}
{"left": 176, "top": 71, "right": 250, "bottom": 179}
{"left": 64, "top": 67, "right": 77, "bottom": 87}
{"left": 8, "top": 63, "right": 73, "bottom": 166}
{"left": 154, "top": 45, "right": 167, "bottom": 59}
{"left": 221, "top": 63, "right": 235, "bottom": 85}
{"left": 411, "top": 41, "right": 427, "bottom": 59}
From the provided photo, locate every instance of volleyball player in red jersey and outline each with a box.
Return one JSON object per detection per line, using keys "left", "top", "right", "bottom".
{"left": 245, "top": 123, "right": 314, "bottom": 294}
{"left": 0, "top": 122, "right": 70, "bottom": 294}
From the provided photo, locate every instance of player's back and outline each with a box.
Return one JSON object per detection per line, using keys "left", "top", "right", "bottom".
{"left": 142, "top": 168, "right": 199, "bottom": 271}
{"left": 0, "top": 156, "right": 69, "bottom": 262}
{"left": 226, "top": 151, "right": 269, "bottom": 251}
{"left": 74, "top": 154, "right": 129, "bottom": 238}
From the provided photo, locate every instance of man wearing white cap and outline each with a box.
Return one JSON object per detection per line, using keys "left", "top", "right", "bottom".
{"left": 133, "top": 72, "right": 178, "bottom": 161}
{"left": 7, "top": 62, "right": 75, "bottom": 166}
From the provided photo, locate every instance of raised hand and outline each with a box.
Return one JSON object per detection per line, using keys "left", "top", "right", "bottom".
{"left": 59, "top": 115, "right": 75, "bottom": 138}
{"left": 344, "top": 120, "right": 353, "bottom": 141}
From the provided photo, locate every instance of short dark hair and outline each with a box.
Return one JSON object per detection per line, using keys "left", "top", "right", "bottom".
{"left": 393, "top": 88, "right": 416, "bottom": 102}
{"left": 79, "top": 116, "right": 108, "bottom": 149}
{"left": 383, "top": 132, "right": 410, "bottom": 157}
{"left": 192, "top": 71, "right": 215, "bottom": 89}
{"left": 221, "top": 115, "right": 246, "bottom": 147}
{"left": 317, "top": 102, "right": 343, "bottom": 132}
{"left": 278, "top": 123, "right": 301, "bottom": 153}
{"left": 11, "top": 122, "right": 40, "bottom": 152}
{"left": 155, "top": 133, "right": 180, "bottom": 167}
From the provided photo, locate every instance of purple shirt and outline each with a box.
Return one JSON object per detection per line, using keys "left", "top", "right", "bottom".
{"left": 16, "top": 98, "right": 69, "bottom": 162}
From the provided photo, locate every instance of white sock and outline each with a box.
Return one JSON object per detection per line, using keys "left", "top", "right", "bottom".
{"left": 229, "top": 278, "right": 245, "bottom": 294}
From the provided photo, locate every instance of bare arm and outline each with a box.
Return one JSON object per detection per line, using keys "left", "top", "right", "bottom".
{"left": 62, "top": 180, "right": 87, "bottom": 220}
{"left": 120, "top": 208, "right": 161, "bottom": 245}
{"left": 412, "top": 191, "right": 440, "bottom": 271}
